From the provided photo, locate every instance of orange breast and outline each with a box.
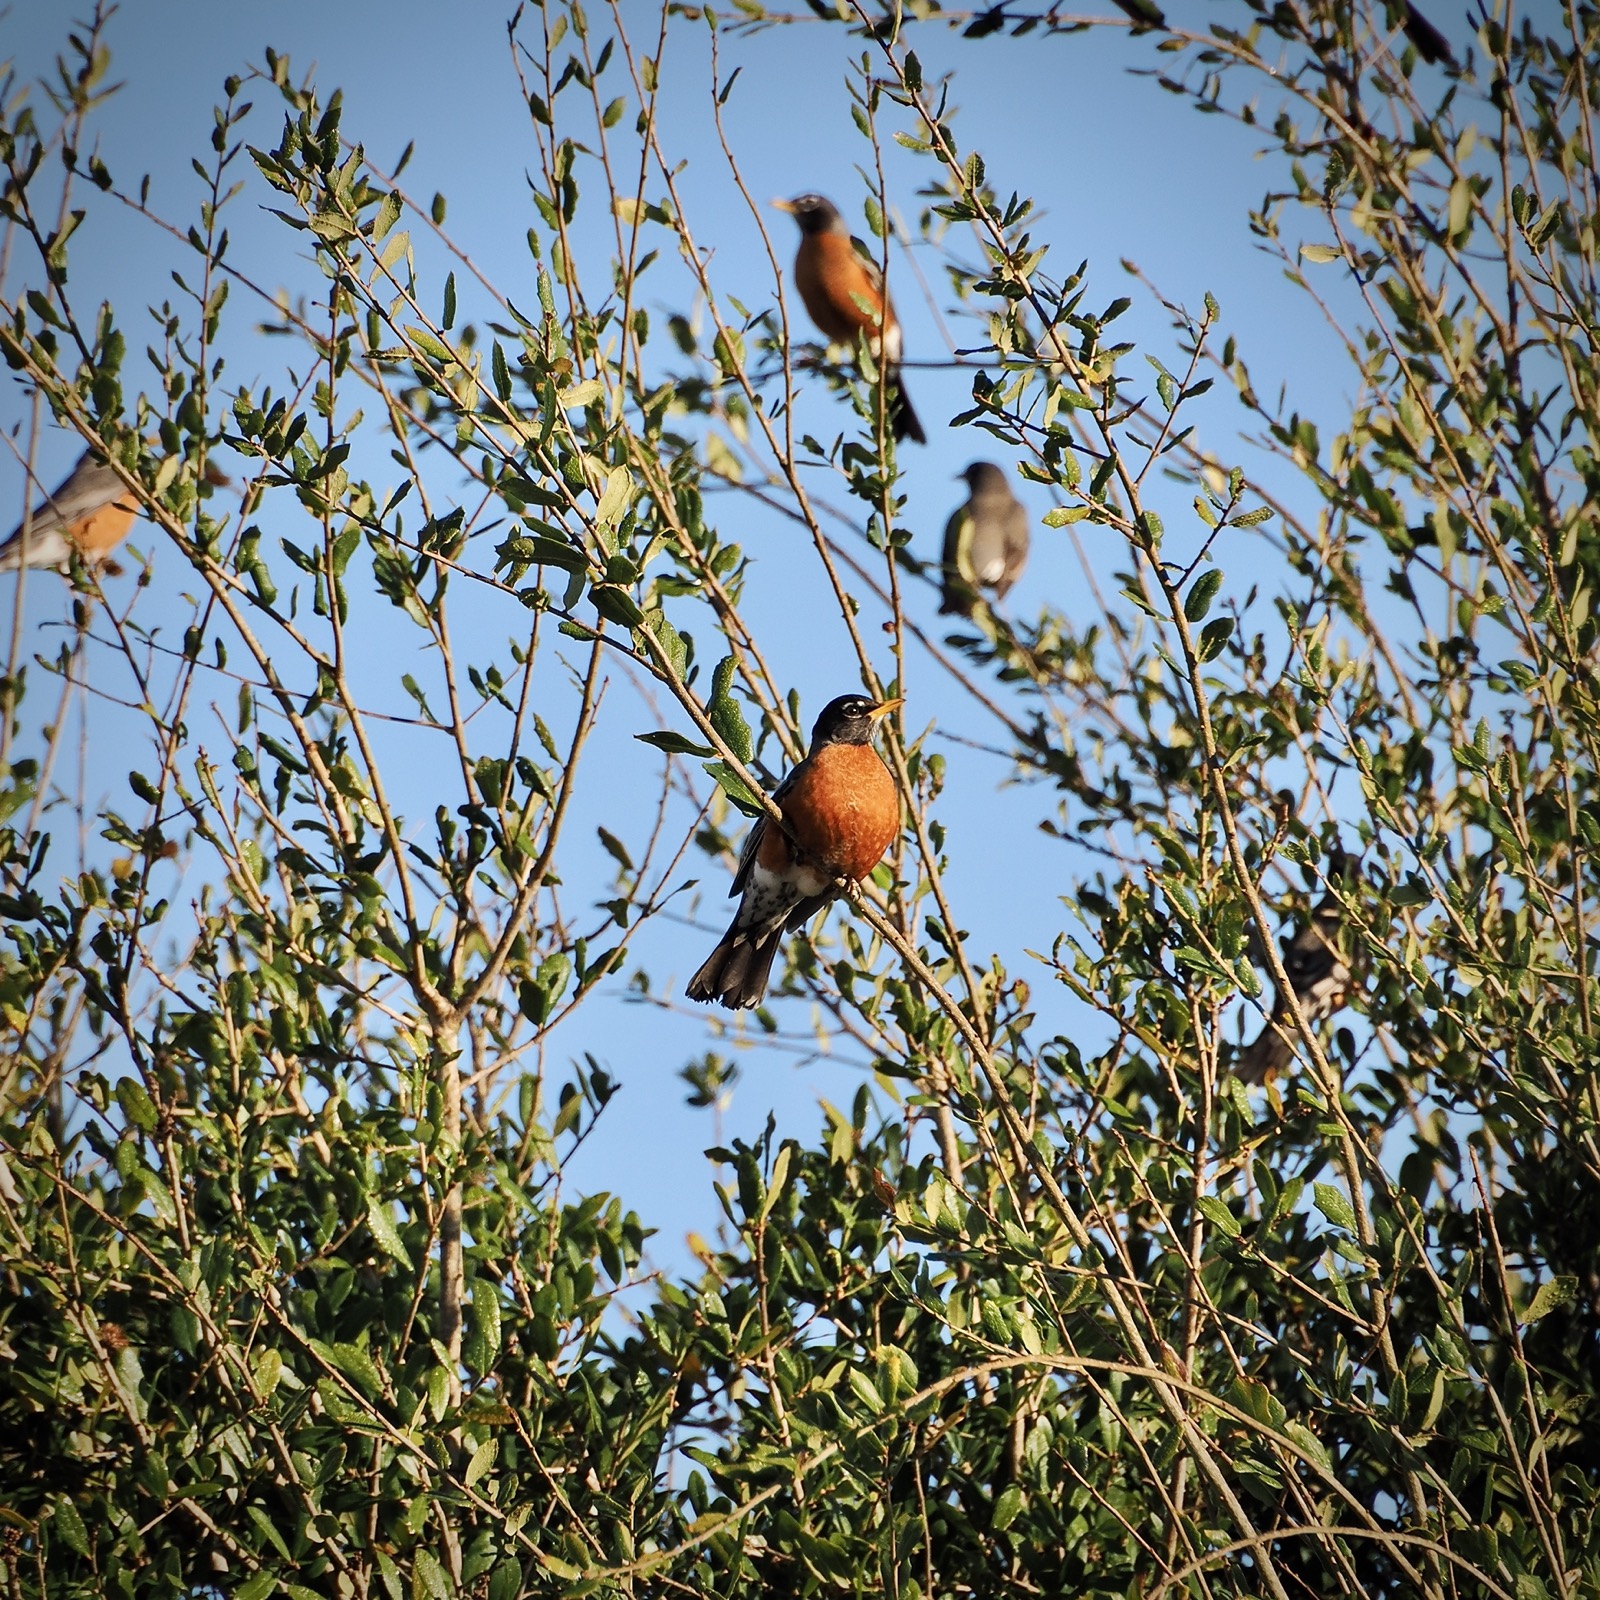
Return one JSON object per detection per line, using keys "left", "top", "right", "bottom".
{"left": 69, "top": 501, "right": 137, "bottom": 561}
{"left": 794, "top": 234, "right": 887, "bottom": 345}
{"left": 778, "top": 742, "right": 898, "bottom": 881}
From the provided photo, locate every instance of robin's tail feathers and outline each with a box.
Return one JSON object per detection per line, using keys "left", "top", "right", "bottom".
{"left": 686, "top": 926, "right": 787, "bottom": 1010}
{"left": 0, "top": 530, "right": 70, "bottom": 572}
{"left": 889, "top": 372, "right": 926, "bottom": 445}
{"left": 687, "top": 895, "right": 833, "bottom": 1010}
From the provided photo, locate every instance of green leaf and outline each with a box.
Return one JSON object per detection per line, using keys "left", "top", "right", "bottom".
{"left": 560, "top": 377, "right": 603, "bottom": 409}
{"left": 52, "top": 1496, "right": 90, "bottom": 1557}
{"left": 595, "top": 464, "right": 633, "bottom": 526}
{"left": 1195, "top": 1195, "right": 1241, "bottom": 1238}
{"left": 1314, "top": 1182, "right": 1358, "bottom": 1235}
{"left": 1527, "top": 200, "right": 1561, "bottom": 247}
{"left": 473, "top": 1280, "right": 502, "bottom": 1367}
{"left": 635, "top": 730, "right": 715, "bottom": 758}
{"left": 702, "top": 762, "right": 763, "bottom": 816}
{"left": 497, "top": 533, "right": 586, "bottom": 573}
{"left": 708, "top": 656, "right": 752, "bottom": 762}
{"left": 237, "top": 1577, "right": 277, "bottom": 1600}
{"left": 1519, "top": 1275, "right": 1578, "bottom": 1326}
{"left": 847, "top": 1366, "right": 884, "bottom": 1414}
{"left": 369, "top": 191, "right": 402, "bottom": 241}
{"left": 1118, "top": 584, "right": 1161, "bottom": 619}
{"left": 413, "top": 1549, "right": 451, "bottom": 1600}
{"left": 367, "top": 1199, "right": 413, "bottom": 1267}
{"left": 405, "top": 325, "right": 453, "bottom": 366}
{"left": 426, "top": 1365, "right": 451, "bottom": 1424}
{"left": 758, "top": 1144, "right": 792, "bottom": 1222}
{"left": 115, "top": 1078, "right": 159, "bottom": 1133}
{"left": 1197, "top": 616, "right": 1233, "bottom": 661}
{"left": 465, "top": 1436, "right": 499, "bottom": 1487}
{"left": 992, "top": 1484, "right": 1024, "bottom": 1531}
{"left": 1283, "top": 1421, "right": 1332, "bottom": 1472}
{"left": 253, "top": 1348, "right": 283, "bottom": 1402}
{"left": 1300, "top": 242, "right": 1341, "bottom": 264}
{"left": 326, "top": 1341, "right": 385, "bottom": 1399}
{"left": 1184, "top": 567, "right": 1224, "bottom": 621}
{"left": 590, "top": 584, "right": 643, "bottom": 627}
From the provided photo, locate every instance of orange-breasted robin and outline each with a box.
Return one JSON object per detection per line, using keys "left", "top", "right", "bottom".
{"left": 687, "top": 693, "right": 901, "bottom": 1010}
{"left": 940, "top": 461, "right": 1029, "bottom": 616}
{"left": 773, "top": 194, "right": 926, "bottom": 446}
{"left": 0, "top": 447, "right": 139, "bottom": 574}
{"left": 1238, "top": 859, "right": 1356, "bottom": 1083}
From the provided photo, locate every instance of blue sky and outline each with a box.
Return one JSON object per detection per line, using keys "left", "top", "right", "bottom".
{"left": 2, "top": 2, "right": 1434, "bottom": 1282}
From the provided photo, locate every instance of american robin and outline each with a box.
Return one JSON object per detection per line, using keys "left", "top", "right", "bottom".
{"left": 1238, "top": 858, "right": 1356, "bottom": 1083}
{"left": 0, "top": 447, "right": 139, "bottom": 574}
{"left": 940, "top": 461, "right": 1029, "bottom": 616}
{"left": 686, "top": 693, "right": 901, "bottom": 1010}
{"left": 772, "top": 194, "right": 927, "bottom": 446}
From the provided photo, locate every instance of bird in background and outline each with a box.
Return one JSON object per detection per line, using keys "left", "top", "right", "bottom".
{"left": 687, "top": 693, "right": 901, "bottom": 1010}
{"left": 940, "top": 460, "right": 1029, "bottom": 616}
{"left": 1238, "top": 854, "right": 1357, "bottom": 1084}
{"left": 1, "top": 441, "right": 228, "bottom": 577}
{"left": 0, "top": 447, "right": 140, "bottom": 574}
{"left": 772, "top": 194, "right": 926, "bottom": 446}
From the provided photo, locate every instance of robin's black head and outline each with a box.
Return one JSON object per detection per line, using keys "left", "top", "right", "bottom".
{"left": 809, "top": 693, "right": 900, "bottom": 749}
{"left": 961, "top": 461, "right": 1010, "bottom": 495}
{"left": 774, "top": 193, "right": 845, "bottom": 236}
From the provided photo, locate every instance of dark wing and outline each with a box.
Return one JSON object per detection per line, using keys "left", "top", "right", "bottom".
{"left": 940, "top": 505, "right": 977, "bottom": 614}
{"left": 727, "top": 759, "right": 803, "bottom": 898}
{"left": 847, "top": 235, "right": 888, "bottom": 298}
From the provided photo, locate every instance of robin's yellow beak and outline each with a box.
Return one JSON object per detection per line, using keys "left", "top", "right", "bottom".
{"left": 771, "top": 198, "right": 797, "bottom": 215}
{"left": 867, "top": 698, "right": 902, "bottom": 721}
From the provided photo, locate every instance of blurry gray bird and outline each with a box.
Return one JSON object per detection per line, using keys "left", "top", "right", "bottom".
{"left": 0, "top": 448, "right": 138, "bottom": 573}
{"left": 939, "top": 461, "right": 1029, "bottom": 617}
{"left": 1239, "top": 860, "right": 1355, "bottom": 1084}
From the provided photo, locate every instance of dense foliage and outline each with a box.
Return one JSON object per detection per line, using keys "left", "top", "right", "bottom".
{"left": 2, "top": 2, "right": 1597, "bottom": 1596}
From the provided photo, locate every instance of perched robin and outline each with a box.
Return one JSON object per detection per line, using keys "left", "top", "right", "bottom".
{"left": 1238, "top": 858, "right": 1356, "bottom": 1083}
{"left": 940, "top": 461, "right": 1029, "bottom": 616}
{"left": 772, "top": 194, "right": 926, "bottom": 446}
{"left": 687, "top": 693, "right": 901, "bottom": 1010}
{"left": 0, "top": 447, "right": 139, "bottom": 574}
